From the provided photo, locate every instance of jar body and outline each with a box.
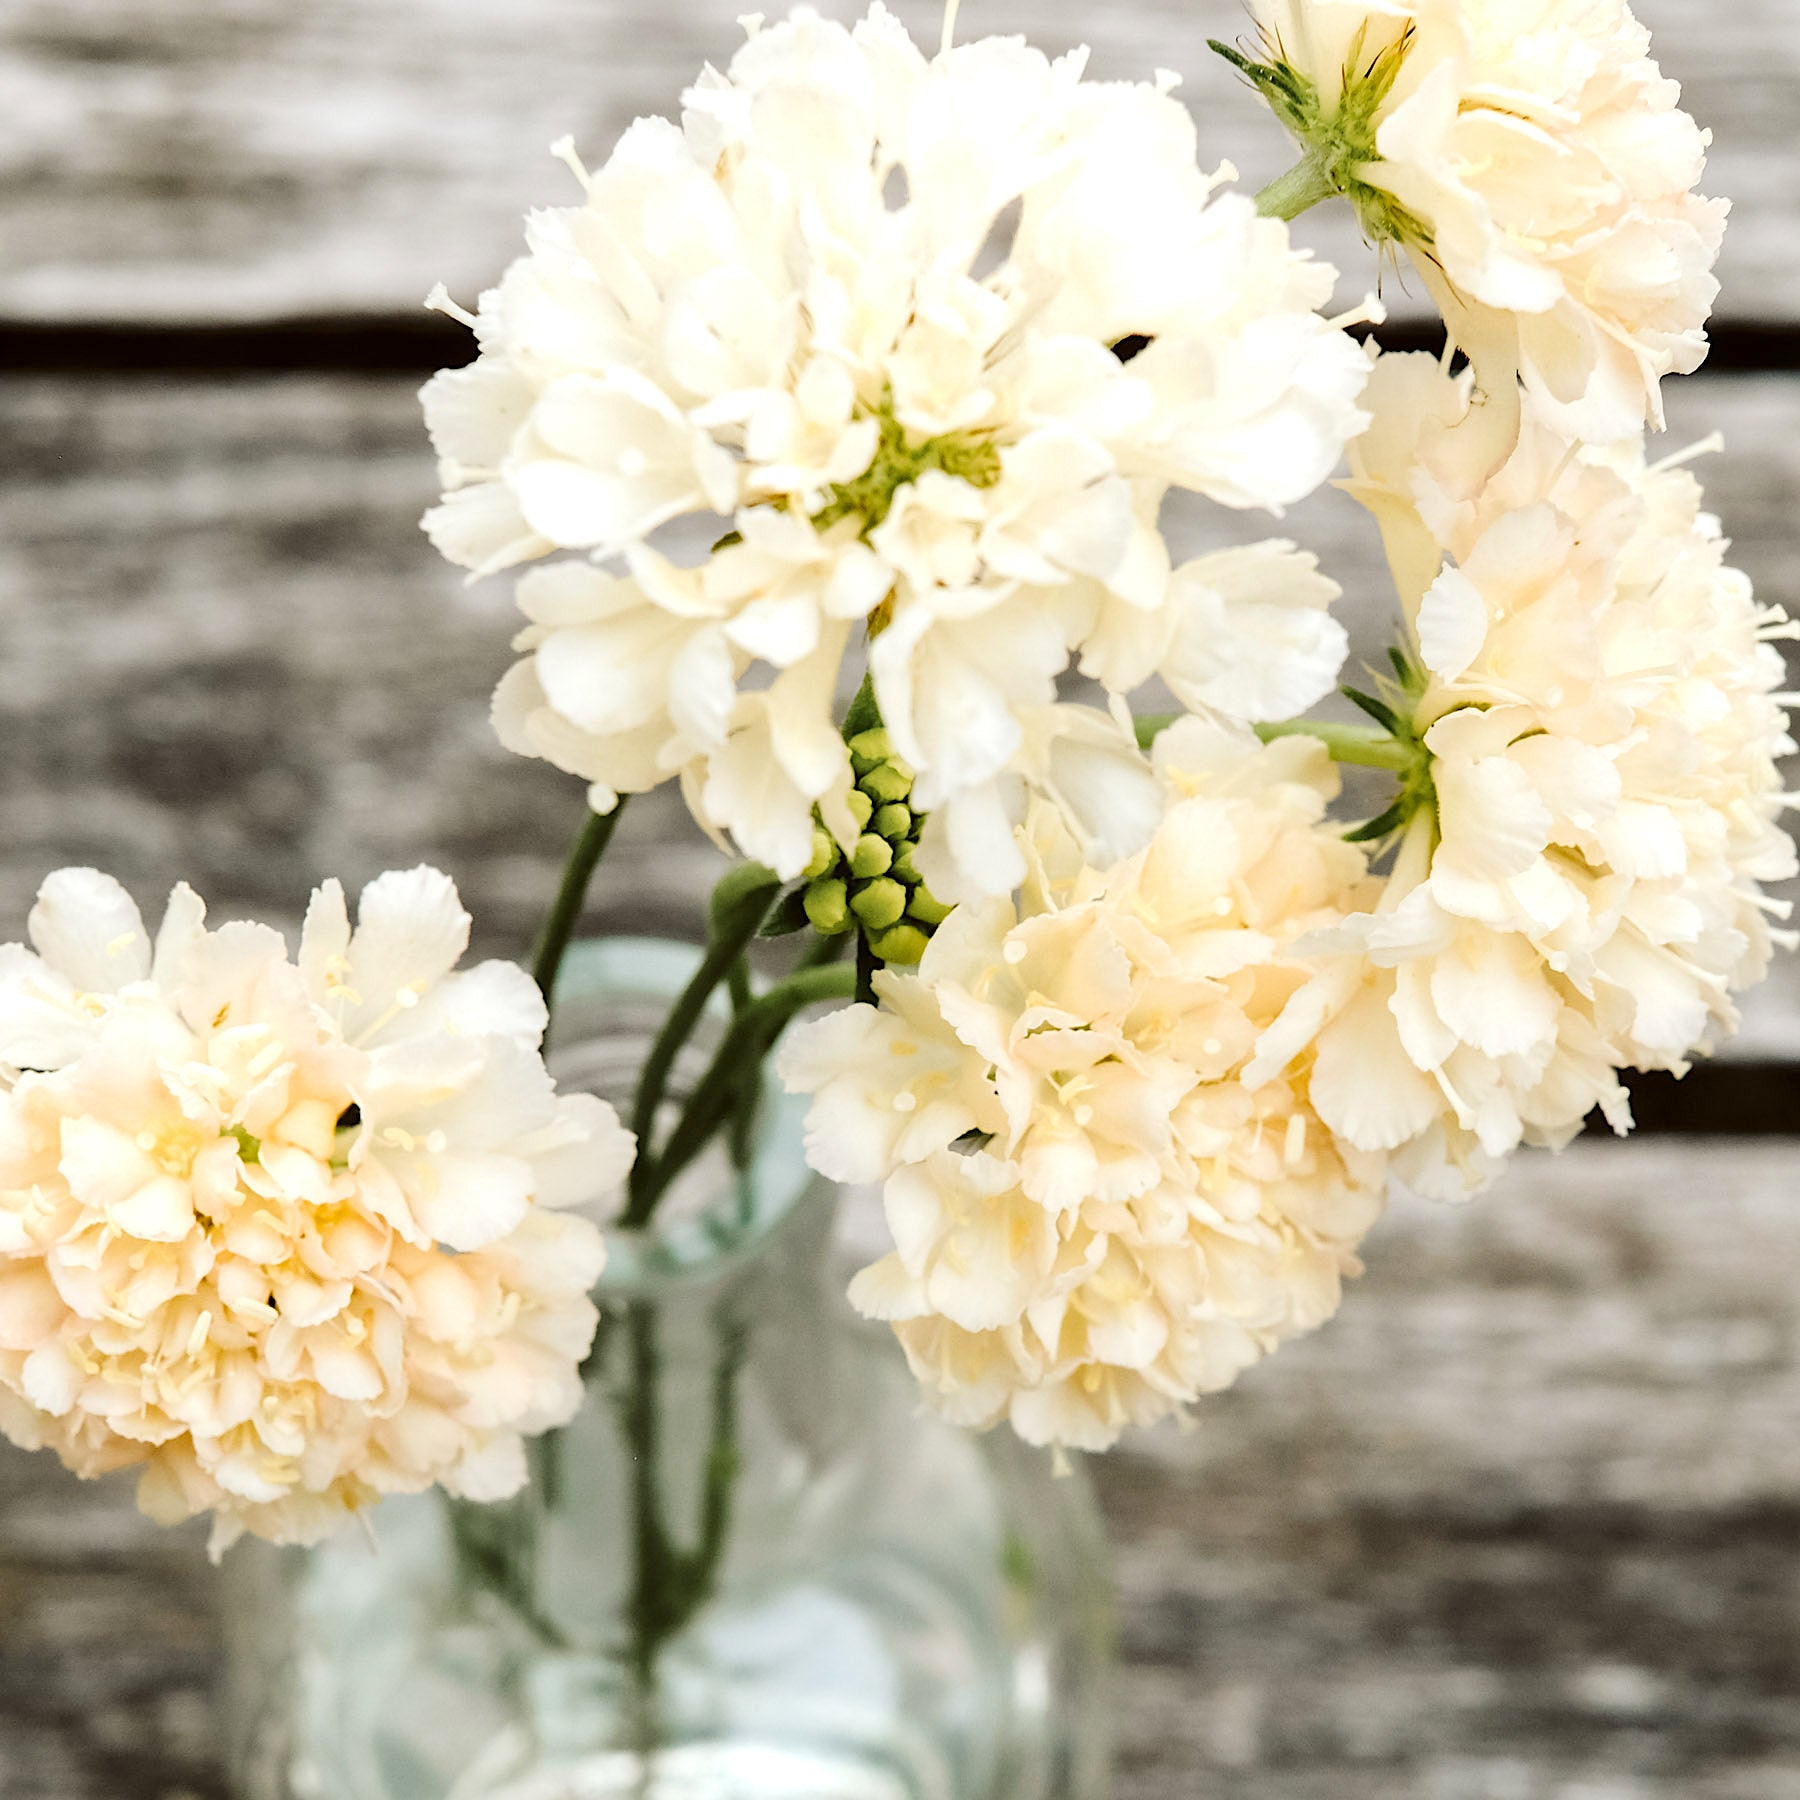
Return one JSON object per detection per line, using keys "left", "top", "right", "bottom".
{"left": 222, "top": 941, "right": 1115, "bottom": 1800}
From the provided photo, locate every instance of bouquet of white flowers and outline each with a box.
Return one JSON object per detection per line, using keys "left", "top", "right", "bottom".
{"left": 0, "top": 0, "right": 1789, "bottom": 1773}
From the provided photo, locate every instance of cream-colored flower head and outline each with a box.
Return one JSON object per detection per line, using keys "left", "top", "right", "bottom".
{"left": 780, "top": 725, "right": 1387, "bottom": 1450}
{"left": 1251, "top": 353, "right": 1796, "bottom": 1195}
{"left": 0, "top": 867, "right": 632, "bottom": 1555}
{"left": 1239, "top": 0, "right": 1726, "bottom": 443}
{"left": 427, "top": 3, "right": 1371, "bottom": 878}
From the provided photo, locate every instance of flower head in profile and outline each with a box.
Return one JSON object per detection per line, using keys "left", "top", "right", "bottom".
{"left": 781, "top": 726, "right": 1387, "bottom": 1450}
{"left": 1232, "top": 0, "right": 1726, "bottom": 442}
{"left": 426, "top": 3, "right": 1371, "bottom": 877}
{"left": 1249, "top": 353, "right": 1796, "bottom": 1196}
{"left": 0, "top": 867, "right": 632, "bottom": 1555}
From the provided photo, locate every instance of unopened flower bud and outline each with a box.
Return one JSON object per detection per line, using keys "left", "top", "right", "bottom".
{"left": 848, "top": 728, "right": 895, "bottom": 775}
{"left": 850, "top": 834, "right": 893, "bottom": 879}
{"left": 804, "top": 879, "right": 850, "bottom": 935}
{"left": 803, "top": 824, "right": 839, "bottom": 880}
{"left": 861, "top": 761, "right": 912, "bottom": 805}
{"left": 870, "top": 922, "right": 930, "bottom": 965}
{"left": 871, "top": 802, "right": 912, "bottom": 842}
{"left": 907, "top": 887, "right": 953, "bottom": 927}
{"left": 851, "top": 878, "right": 908, "bottom": 931}
{"left": 845, "top": 789, "right": 874, "bottom": 830}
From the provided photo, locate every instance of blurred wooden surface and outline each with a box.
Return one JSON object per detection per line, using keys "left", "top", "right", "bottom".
{"left": 2, "top": 0, "right": 1796, "bottom": 330}
{"left": 4, "top": 0, "right": 1800, "bottom": 1794}
{"left": 7, "top": 1138, "right": 1800, "bottom": 1797}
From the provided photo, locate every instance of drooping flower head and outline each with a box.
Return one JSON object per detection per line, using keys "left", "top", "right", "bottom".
{"left": 1230, "top": 0, "right": 1726, "bottom": 443}
{"left": 0, "top": 868, "right": 632, "bottom": 1555}
{"left": 1248, "top": 353, "right": 1797, "bottom": 1197}
{"left": 428, "top": 3, "right": 1371, "bottom": 879}
{"left": 781, "top": 725, "right": 1387, "bottom": 1450}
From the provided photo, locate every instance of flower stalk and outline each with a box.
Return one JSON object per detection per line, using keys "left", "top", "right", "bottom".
{"left": 534, "top": 799, "right": 630, "bottom": 1047}
{"left": 1255, "top": 153, "right": 1340, "bottom": 222}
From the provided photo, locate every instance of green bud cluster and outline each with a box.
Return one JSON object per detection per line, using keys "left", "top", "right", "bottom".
{"left": 802, "top": 727, "right": 954, "bottom": 966}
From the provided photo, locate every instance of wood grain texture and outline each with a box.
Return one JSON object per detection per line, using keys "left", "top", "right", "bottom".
{"left": 6, "top": 1135, "right": 1800, "bottom": 1797}
{"left": 1, "top": 0, "right": 1794, "bottom": 328}
{"left": 3, "top": 366, "right": 1796, "bottom": 1051}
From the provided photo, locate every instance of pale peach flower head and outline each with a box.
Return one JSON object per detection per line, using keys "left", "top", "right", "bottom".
{"left": 0, "top": 867, "right": 632, "bottom": 1555}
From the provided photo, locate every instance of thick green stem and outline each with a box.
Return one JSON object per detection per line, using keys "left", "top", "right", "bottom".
{"left": 626, "top": 963, "right": 856, "bottom": 1226}
{"left": 1256, "top": 718, "right": 1413, "bottom": 771}
{"left": 1255, "top": 152, "right": 1340, "bottom": 222}
{"left": 626, "top": 864, "right": 782, "bottom": 1213}
{"left": 533, "top": 800, "right": 630, "bottom": 1046}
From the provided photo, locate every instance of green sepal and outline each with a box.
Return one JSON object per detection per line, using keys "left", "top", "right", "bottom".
{"left": 1343, "top": 685, "right": 1404, "bottom": 734}
{"left": 759, "top": 886, "right": 815, "bottom": 939}
{"left": 1345, "top": 800, "right": 1412, "bottom": 844}
{"left": 842, "top": 672, "right": 883, "bottom": 742}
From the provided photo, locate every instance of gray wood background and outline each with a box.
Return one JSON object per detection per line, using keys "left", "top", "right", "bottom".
{"left": 3, "top": 2, "right": 1799, "bottom": 1795}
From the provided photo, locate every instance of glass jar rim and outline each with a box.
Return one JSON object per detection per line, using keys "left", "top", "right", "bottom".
{"left": 549, "top": 936, "right": 821, "bottom": 1297}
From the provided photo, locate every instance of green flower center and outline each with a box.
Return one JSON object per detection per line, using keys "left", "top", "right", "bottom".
{"left": 812, "top": 394, "right": 1003, "bottom": 538}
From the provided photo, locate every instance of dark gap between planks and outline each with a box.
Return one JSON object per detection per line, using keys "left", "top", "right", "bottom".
{"left": 6, "top": 316, "right": 1800, "bottom": 379}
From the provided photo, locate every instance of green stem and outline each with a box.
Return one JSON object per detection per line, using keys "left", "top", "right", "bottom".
{"left": 1255, "top": 152, "right": 1340, "bottom": 222}
{"left": 626, "top": 864, "right": 781, "bottom": 1212}
{"left": 611, "top": 1299, "right": 749, "bottom": 1745}
{"left": 622, "top": 1300, "right": 667, "bottom": 1746}
{"left": 725, "top": 957, "right": 753, "bottom": 1015}
{"left": 626, "top": 964, "right": 856, "bottom": 1227}
{"left": 691, "top": 1317, "right": 746, "bottom": 1611}
{"left": 445, "top": 1494, "right": 574, "bottom": 1653}
{"left": 1256, "top": 719, "right": 1412, "bottom": 771}
{"left": 532, "top": 801, "right": 629, "bottom": 1046}
{"left": 1138, "top": 711, "right": 1412, "bottom": 773}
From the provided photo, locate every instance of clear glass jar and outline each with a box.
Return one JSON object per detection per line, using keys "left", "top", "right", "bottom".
{"left": 222, "top": 940, "right": 1115, "bottom": 1800}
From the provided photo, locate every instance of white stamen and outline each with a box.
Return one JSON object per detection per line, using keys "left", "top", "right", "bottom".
{"left": 941, "top": 0, "right": 962, "bottom": 56}
{"left": 424, "top": 283, "right": 478, "bottom": 329}
{"left": 548, "top": 135, "right": 593, "bottom": 192}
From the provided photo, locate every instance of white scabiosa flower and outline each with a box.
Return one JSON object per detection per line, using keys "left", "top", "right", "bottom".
{"left": 780, "top": 727, "right": 1387, "bottom": 1450}
{"left": 0, "top": 867, "right": 632, "bottom": 1556}
{"left": 424, "top": 3, "right": 1370, "bottom": 877}
{"left": 1235, "top": 0, "right": 1726, "bottom": 442}
{"left": 1252, "top": 353, "right": 1796, "bottom": 1195}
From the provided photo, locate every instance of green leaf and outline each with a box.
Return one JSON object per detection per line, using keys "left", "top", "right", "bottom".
{"left": 758, "top": 887, "right": 813, "bottom": 938}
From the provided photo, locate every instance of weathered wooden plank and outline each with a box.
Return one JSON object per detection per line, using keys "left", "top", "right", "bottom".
{"left": 1097, "top": 1134, "right": 1800, "bottom": 1794}
{"left": 0, "top": 0, "right": 1794, "bottom": 327}
{"left": 5, "top": 1136, "right": 1800, "bottom": 1793}
{"left": 3, "top": 368, "right": 1795, "bottom": 1056}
